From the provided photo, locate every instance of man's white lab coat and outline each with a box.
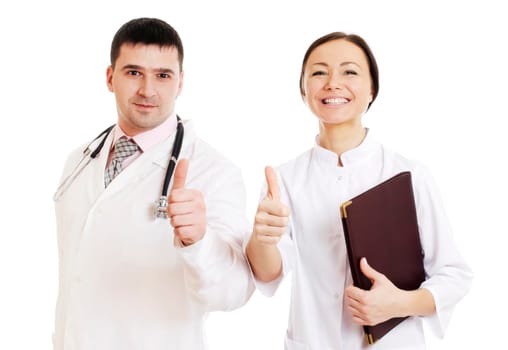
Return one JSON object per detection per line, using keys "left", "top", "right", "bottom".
{"left": 53, "top": 120, "right": 254, "bottom": 350}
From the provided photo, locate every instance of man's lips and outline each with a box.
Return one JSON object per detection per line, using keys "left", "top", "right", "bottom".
{"left": 134, "top": 102, "right": 156, "bottom": 108}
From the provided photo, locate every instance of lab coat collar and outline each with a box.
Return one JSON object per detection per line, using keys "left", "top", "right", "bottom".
{"left": 98, "top": 119, "right": 197, "bottom": 199}
{"left": 313, "top": 128, "right": 381, "bottom": 167}
{"left": 151, "top": 119, "right": 197, "bottom": 168}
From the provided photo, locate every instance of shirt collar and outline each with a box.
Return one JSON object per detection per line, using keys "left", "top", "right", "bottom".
{"left": 112, "top": 112, "right": 178, "bottom": 153}
{"left": 313, "top": 128, "right": 380, "bottom": 167}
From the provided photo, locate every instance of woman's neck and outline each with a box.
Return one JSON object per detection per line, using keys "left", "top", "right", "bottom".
{"left": 318, "top": 121, "right": 366, "bottom": 166}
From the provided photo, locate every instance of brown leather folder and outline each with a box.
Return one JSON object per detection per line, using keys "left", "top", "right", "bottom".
{"left": 340, "top": 171, "right": 425, "bottom": 345}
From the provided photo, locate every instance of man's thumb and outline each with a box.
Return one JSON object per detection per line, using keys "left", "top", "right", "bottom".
{"left": 172, "top": 159, "right": 189, "bottom": 190}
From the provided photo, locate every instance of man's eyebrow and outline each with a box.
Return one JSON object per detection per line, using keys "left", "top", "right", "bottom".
{"left": 155, "top": 68, "right": 176, "bottom": 74}
{"left": 120, "top": 65, "right": 176, "bottom": 74}
{"left": 120, "top": 64, "right": 143, "bottom": 70}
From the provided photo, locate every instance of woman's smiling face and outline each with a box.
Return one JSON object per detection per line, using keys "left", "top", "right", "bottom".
{"left": 302, "top": 39, "right": 373, "bottom": 127}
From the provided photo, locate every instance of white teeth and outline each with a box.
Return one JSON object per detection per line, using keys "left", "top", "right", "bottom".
{"left": 323, "top": 98, "right": 348, "bottom": 104}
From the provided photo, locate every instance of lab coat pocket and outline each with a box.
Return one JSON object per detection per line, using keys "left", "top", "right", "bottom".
{"left": 284, "top": 334, "right": 310, "bottom": 350}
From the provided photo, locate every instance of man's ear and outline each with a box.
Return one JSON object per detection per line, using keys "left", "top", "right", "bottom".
{"left": 106, "top": 66, "right": 114, "bottom": 92}
{"left": 177, "top": 70, "right": 184, "bottom": 97}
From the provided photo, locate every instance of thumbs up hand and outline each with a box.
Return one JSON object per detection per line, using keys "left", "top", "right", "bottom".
{"left": 167, "top": 159, "right": 206, "bottom": 246}
{"left": 252, "top": 166, "right": 290, "bottom": 245}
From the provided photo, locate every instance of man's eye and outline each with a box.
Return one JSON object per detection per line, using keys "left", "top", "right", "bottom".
{"left": 127, "top": 71, "right": 141, "bottom": 76}
{"left": 158, "top": 73, "right": 171, "bottom": 79}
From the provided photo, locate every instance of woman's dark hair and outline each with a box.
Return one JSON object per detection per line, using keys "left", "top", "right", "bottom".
{"left": 110, "top": 17, "right": 184, "bottom": 71}
{"left": 299, "top": 32, "right": 379, "bottom": 109}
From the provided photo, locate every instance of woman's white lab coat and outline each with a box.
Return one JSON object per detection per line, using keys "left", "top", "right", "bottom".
{"left": 53, "top": 120, "right": 254, "bottom": 350}
{"left": 255, "top": 131, "right": 473, "bottom": 350}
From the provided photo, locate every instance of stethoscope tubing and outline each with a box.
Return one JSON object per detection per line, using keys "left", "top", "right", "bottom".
{"left": 161, "top": 119, "right": 184, "bottom": 197}
{"left": 53, "top": 116, "right": 184, "bottom": 211}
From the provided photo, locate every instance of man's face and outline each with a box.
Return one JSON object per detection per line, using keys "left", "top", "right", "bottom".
{"left": 107, "top": 43, "right": 183, "bottom": 136}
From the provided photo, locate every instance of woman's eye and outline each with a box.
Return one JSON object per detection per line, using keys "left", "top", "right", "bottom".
{"left": 312, "top": 71, "right": 326, "bottom": 76}
{"left": 345, "top": 70, "right": 358, "bottom": 75}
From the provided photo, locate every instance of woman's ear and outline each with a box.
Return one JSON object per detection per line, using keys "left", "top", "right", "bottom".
{"left": 301, "top": 89, "right": 308, "bottom": 103}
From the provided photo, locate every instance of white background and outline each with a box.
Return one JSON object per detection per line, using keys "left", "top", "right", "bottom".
{"left": 1, "top": 0, "right": 506, "bottom": 349}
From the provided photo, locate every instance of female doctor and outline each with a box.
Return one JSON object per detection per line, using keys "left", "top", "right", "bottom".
{"left": 246, "top": 32, "right": 473, "bottom": 349}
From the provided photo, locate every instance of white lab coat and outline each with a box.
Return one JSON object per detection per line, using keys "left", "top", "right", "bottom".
{"left": 53, "top": 120, "right": 254, "bottom": 350}
{"left": 255, "top": 131, "right": 473, "bottom": 350}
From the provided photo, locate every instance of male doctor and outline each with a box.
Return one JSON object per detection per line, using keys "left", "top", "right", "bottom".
{"left": 53, "top": 17, "right": 253, "bottom": 350}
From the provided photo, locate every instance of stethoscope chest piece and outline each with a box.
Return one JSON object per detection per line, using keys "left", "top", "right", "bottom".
{"left": 155, "top": 196, "right": 169, "bottom": 219}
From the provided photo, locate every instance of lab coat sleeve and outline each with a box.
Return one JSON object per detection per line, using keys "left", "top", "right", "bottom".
{"left": 175, "top": 162, "right": 255, "bottom": 312}
{"left": 413, "top": 165, "right": 473, "bottom": 337}
{"left": 246, "top": 231, "right": 294, "bottom": 297}
{"left": 53, "top": 146, "right": 87, "bottom": 350}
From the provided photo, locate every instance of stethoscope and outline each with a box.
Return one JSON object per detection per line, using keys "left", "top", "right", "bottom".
{"left": 53, "top": 116, "right": 184, "bottom": 220}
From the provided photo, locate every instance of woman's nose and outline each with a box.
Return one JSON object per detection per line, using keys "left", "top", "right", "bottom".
{"left": 325, "top": 72, "right": 342, "bottom": 90}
